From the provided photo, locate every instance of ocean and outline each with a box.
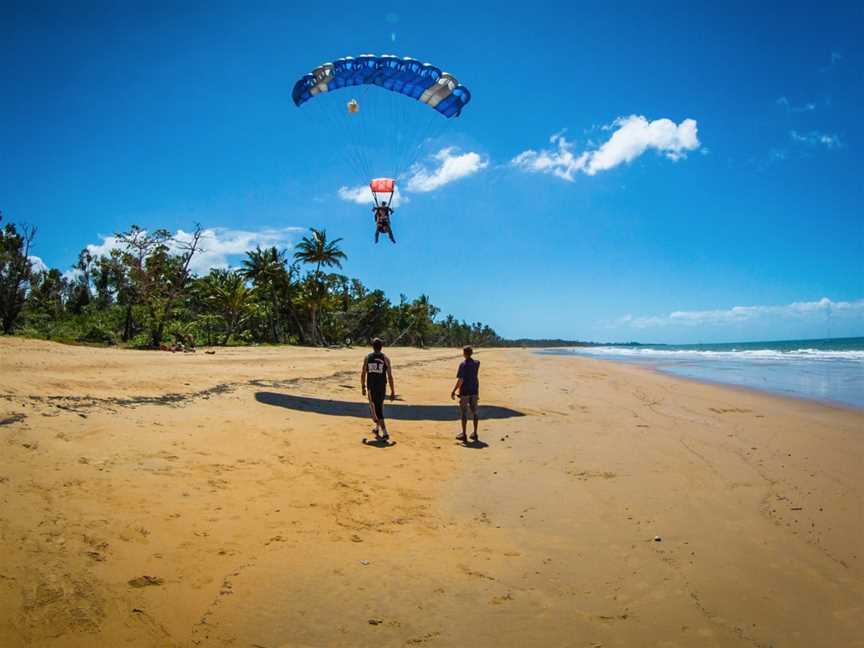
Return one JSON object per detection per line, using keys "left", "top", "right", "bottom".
{"left": 541, "top": 337, "right": 864, "bottom": 409}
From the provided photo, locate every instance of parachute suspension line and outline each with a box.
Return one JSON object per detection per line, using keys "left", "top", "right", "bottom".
{"left": 310, "top": 103, "right": 354, "bottom": 185}
{"left": 347, "top": 86, "right": 374, "bottom": 183}
{"left": 317, "top": 81, "right": 369, "bottom": 185}
{"left": 397, "top": 109, "right": 441, "bottom": 184}
{"left": 292, "top": 54, "right": 473, "bottom": 204}
{"left": 312, "top": 98, "right": 365, "bottom": 186}
{"left": 392, "top": 87, "right": 409, "bottom": 179}
{"left": 352, "top": 83, "right": 375, "bottom": 183}
{"left": 394, "top": 92, "right": 417, "bottom": 181}
{"left": 344, "top": 96, "right": 373, "bottom": 186}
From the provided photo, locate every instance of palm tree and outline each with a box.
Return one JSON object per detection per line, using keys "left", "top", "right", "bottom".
{"left": 293, "top": 228, "right": 346, "bottom": 345}
{"left": 196, "top": 269, "right": 253, "bottom": 345}
{"left": 241, "top": 246, "right": 286, "bottom": 342}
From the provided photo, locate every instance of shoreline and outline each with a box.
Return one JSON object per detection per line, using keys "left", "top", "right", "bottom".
{"left": 537, "top": 347, "right": 864, "bottom": 411}
{"left": 616, "top": 353, "right": 864, "bottom": 414}
{"left": 9, "top": 337, "right": 862, "bottom": 413}
{"left": 1, "top": 338, "right": 862, "bottom": 647}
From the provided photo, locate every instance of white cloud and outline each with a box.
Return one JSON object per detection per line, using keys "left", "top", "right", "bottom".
{"left": 404, "top": 147, "right": 488, "bottom": 192}
{"left": 337, "top": 147, "right": 486, "bottom": 204}
{"left": 613, "top": 298, "right": 864, "bottom": 329}
{"left": 79, "top": 226, "right": 303, "bottom": 276}
{"left": 62, "top": 268, "right": 83, "bottom": 283}
{"left": 338, "top": 185, "right": 374, "bottom": 205}
{"left": 790, "top": 130, "right": 842, "bottom": 149}
{"left": 338, "top": 184, "right": 405, "bottom": 207}
{"left": 183, "top": 227, "right": 302, "bottom": 275}
{"left": 511, "top": 132, "right": 589, "bottom": 181}
{"left": 511, "top": 116, "right": 701, "bottom": 181}
{"left": 84, "top": 235, "right": 124, "bottom": 259}
{"left": 28, "top": 255, "right": 47, "bottom": 273}
{"left": 776, "top": 96, "right": 816, "bottom": 113}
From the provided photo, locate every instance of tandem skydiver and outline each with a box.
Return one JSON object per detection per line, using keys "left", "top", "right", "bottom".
{"left": 372, "top": 201, "right": 396, "bottom": 244}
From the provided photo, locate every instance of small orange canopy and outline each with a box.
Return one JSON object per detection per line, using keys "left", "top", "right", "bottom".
{"left": 369, "top": 178, "right": 396, "bottom": 193}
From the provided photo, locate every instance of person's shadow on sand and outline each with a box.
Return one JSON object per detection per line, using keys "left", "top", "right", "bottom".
{"left": 459, "top": 439, "right": 489, "bottom": 449}
{"left": 254, "top": 392, "right": 525, "bottom": 422}
{"left": 362, "top": 437, "right": 397, "bottom": 448}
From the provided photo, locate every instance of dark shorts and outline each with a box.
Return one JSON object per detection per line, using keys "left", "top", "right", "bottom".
{"left": 458, "top": 394, "right": 479, "bottom": 417}
{"left": 367, "top": 385, "right": 386, "bottom": 420}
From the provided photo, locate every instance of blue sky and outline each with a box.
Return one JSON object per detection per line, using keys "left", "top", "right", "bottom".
{"left": 3, "top": 1, "right": 863, "bottom": 343}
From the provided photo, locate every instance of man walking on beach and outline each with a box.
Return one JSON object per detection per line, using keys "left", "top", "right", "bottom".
{"left": 451, "top": 346, "right": 480, "bottom": 443}
{"left": 361, "top": 338, "right": 396, "bottom": 441}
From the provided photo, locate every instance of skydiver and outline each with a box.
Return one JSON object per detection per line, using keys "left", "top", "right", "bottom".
{"left": 372, "top": 201, "right": 396, "bottom": 244}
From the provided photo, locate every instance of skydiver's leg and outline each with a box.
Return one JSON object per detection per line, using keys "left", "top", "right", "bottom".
{"left": 375, "top": 229, "right": 380, "bottom": 243}
{"left": 388, "top": 228, "right": 395, "bottom": 243}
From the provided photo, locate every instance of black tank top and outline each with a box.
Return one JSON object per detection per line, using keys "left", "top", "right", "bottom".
{"left": 365, "top": 352, "right": 388, "bottom": 389}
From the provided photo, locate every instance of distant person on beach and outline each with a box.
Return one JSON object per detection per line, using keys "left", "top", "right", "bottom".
{"left": 372, "top": 202, "right": 396, "bottom": 244}
{"left": 361, "top": 338, "right": 396, "bottom": 441}
{"left": 451, "top": 346, "right": 480, "bottom": 443}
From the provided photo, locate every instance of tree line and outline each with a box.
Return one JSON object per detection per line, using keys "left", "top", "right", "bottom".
{"left": 0, "top": 214, "right": 502, "bottom": 349}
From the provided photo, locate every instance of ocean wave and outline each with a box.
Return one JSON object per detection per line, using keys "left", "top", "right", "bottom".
{"left": 558, "top": 347, "right": 864, "bottom": 362}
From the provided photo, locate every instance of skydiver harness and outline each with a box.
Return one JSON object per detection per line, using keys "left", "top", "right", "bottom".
{"left": 374, "top": 206, "right": 392, "bottom": 231}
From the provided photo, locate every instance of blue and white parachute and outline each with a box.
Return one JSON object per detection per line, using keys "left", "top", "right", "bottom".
{"left": 292, "top": 54, "right": 472, "bottom": 191}
{"left": 292, "top": 54, "right": 471, "bottom": 119}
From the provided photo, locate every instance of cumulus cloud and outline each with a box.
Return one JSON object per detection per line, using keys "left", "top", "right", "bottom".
{"left": 338, "top": 185, "right": 374, "bottom": 205}
{"left": 613, "top": 298, "right": 864, "bottom": 329}
{"left": 337, "top": 147, "right": 486, "bottom": 204}
{"left": 28, "top": 255, "right": 48, "bottom": 273}
{"left": 790, "top": 130, "right": 842, "bottom": 149}
{"left": 404, "top": 147, "right": 488, "bottom": 192}
{"left": 511, "top": 116, "right": 701, "bottom": 181}
{"left": 511, "top": 131, "right": 589, "bottom": 181}
{"left": 83, "top": 235, "right": 124, "bottom": 260}
{"left": 183, "top": 227, "right": 303, "bottom": 275}
{"left": 78, "top": 226, "right": 303, "bottom": 276}
{"left": 62, "top": 268, "right": 83, "bottom": 283}
{"left": 338, "top": 184, "right": 405, "bottom": 207}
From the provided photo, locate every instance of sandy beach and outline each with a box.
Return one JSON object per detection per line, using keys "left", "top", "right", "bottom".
{"left": 0, "top": 337, "right": 861, "bottom": 647}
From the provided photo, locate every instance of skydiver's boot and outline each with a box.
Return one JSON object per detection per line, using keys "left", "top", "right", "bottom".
{"left": 375, "top": 230, "right": 380, "bottom": 243}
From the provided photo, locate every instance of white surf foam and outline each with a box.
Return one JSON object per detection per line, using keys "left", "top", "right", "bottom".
{"left": 559, "top": 347, "right": 864, "bottom": 362}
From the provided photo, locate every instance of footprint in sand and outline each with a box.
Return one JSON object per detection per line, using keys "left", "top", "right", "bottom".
{"left": 128, "top": 575, "right": 164, "bottom": 588}
{"left": 566, "top": 468, "right": 618, "bottom": 480}
{"left": 0, "top": 413, "right": 26, "bottom": 426}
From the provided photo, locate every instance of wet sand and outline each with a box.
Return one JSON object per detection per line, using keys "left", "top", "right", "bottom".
{"left": 0, "top": 337, "right": 862, "bottom": 647}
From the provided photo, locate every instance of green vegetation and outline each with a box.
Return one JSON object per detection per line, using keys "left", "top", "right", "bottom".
{"left": 0, "top": 214, "right": 502, "bottom": 348}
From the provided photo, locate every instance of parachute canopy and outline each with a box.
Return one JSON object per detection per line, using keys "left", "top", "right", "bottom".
{"left": 370, "top": 178, "right": 396, "bottom": 193}
{"left": 292, "top": 54, "right": 472, "bottom": 119}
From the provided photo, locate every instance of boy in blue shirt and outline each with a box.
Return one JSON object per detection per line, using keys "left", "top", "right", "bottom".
{"left": 451, "top": 346, "right": 480, "bottom": 443}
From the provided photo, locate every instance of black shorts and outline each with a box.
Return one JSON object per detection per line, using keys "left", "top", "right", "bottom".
{"left": 367, "top": 384, "right": 386, "bottom": 420}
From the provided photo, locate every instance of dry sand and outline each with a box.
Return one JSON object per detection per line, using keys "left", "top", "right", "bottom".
{"left": 0, "top": 337, "right": 861, "bottom": 647}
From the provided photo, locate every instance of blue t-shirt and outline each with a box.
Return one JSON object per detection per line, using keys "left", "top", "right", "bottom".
{"left": 457, "top": 358, "right": 480, "bottom": 396}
